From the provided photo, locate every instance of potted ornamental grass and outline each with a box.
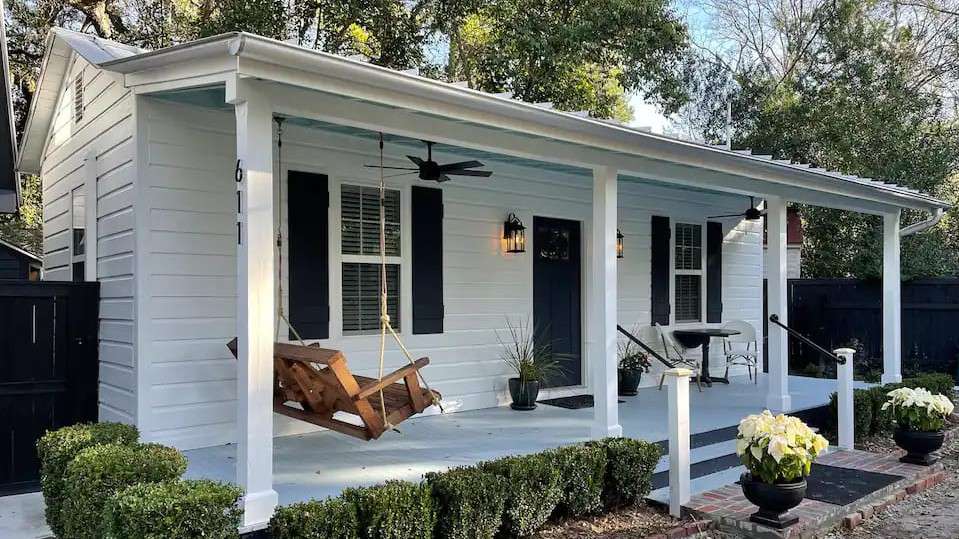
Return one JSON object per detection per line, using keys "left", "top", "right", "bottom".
{"left": 617, "top": 335, "right": 651, "bottom": 396}
{"left": 884, "top": 387, "right": 954, "bottom": 465}
{"left": 498, "top": 318, "right": 563, "bottom": 410}
{"left": 736, "top": 411, "right": 829, "bottom": 529}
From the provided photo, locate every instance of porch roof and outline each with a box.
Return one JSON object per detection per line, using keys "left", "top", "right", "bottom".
{"left": 19, "top": 30, "right": 951, "bottom": 215}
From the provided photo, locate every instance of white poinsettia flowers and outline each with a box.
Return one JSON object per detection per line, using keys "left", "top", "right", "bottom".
{"left": 883, "top": 387, "right": 954, "bottom": 432}
{"left": 735, "top": 410, "right": 829, "bottom": 483}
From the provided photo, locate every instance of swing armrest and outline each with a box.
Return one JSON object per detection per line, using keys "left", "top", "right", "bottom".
{"left": 355, "top": 357, "right": 430, "bottom": 400}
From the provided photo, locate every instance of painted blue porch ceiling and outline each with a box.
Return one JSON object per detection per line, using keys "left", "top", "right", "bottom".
{"left": 151, "top": 85, "right": 740, "bottom": 199}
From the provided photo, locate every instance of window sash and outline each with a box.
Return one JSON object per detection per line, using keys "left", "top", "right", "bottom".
{"left": 674, "top": 274, "right": 702, "bottom": 323}
{"left": 341, "top": 262, "right": 401, "bottom": 334}
{"left": 341, "top": 184, "right": 401, "bottom": 256}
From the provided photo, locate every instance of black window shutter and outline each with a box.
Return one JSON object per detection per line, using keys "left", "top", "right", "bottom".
{"left": 288, "top": 171, "right": 329, "bottom": 339}
{"left": 650, "top": 215, "right": 671, "bottom": 325}
{"left": 706, "top": 221, "right": 723, "bottom": 323}
{"left": 411, "top": 186, "right": 444, "bottom": 334}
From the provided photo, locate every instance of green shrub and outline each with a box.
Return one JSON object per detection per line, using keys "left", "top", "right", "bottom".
{"left": 828, "top": 390, "right": 874, "bottom": 441}
{"left": 61, "top": 442, "right": 187, "bottom": 539}
{"left": 425, "top": 466, "right": 506, "bottom": 539}
{"left": 865, "top": 386, "right": 896, "bottom": 434}
{"left": 36, "top": 422, "right": 139, "bottom": 537}
{"left": 103, "top": 479, "right": 241, "bottom": 539}
{"left": 548, "top": 444, "right": 606, "bottom": 517}
{"left": 588, "top": 437, "right": 661, "bottom": 508}
{"left": 902, "top": 373, "right": 956, "bottom": 400}
{"left": 271, "top": 497, "right": 359, "bottom": 539}
{"left": 480, "top": 452, "right": 561, "bottom": 537}
{"left": 343, "top": 481, "right": 435, "bottom": 539}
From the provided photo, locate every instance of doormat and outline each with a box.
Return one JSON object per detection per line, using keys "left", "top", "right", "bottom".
{"left": 538, "top": 395, "right": 625, "bottom": 409}
{"left": 737, "top": 464, "right": 903, "bottom": 506}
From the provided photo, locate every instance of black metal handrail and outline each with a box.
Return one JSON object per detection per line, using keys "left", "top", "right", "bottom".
{"left": 768, "top": 314, "right": 846, "bottom": 365}
{"left": 617, "top": 325, "right": 676, "bottom": 369}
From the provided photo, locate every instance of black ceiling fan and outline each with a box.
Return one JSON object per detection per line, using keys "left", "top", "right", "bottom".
{"left": 708, "top": 196, "right": 766, "bottom": 220}
{"left": 365, "top": 141, "right": 491, "bottom": 183}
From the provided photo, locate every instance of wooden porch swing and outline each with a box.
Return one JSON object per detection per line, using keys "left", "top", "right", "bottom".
{"left": 228, "top": 126, "right": 441, "bottom": 441}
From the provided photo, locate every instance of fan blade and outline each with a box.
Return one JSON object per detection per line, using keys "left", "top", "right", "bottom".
{"left": 363, "top": 164, "right": 418, "bottom": 171}
{"left": 407, "top": 155, "right": 425, "bottom": 166}
{"left": 706, "top": 212, "right": 747, "bottom": 219}
{"left": 382, "top": 171, "right": 418, "bottom": 179}
{"left": 438, "top": 160, "right": 484, "bottom": 172}
{"left": 446, "top": 169, "right": 492, "bottom": 177}
{"left": 438, "top": 175, "right": 453, "bottom": 183}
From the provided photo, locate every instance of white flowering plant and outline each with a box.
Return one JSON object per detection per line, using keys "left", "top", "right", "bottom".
{"left": 882, "top": 387, "right": 954, "bottom": 432}
{"left": 736, "top": 410, "right": 829, "bottom": 484}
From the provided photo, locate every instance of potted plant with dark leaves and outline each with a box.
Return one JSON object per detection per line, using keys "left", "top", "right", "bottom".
{"left": 884, "top": 387, "right": 954, "bottom": 465}
{"left": 498, "top": 318, "right": 563, "bottom": 410}
{"left": 736, "top": 411, "right": 828, "bottom": 529}
{"left": 617, "top": 335, "right": 650, "bottom": 396}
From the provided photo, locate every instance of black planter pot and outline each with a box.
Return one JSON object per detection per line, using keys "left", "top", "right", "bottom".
{"left": 740, "top": 472, "right": 806, "bottom": 529}
{"left": 618, "top": 369, "right": 643, "bottom": 396}
{"left": 508, "top": 378, "right": 541, "bottom": 410}
{"left": 894, "top": 428, "right": 945, "bottom": 466}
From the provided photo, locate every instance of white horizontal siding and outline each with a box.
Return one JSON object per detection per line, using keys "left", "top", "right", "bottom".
{"left": 139, "top": 99, "right": 763, "bottom": 450}
{"left": 39, "top": 55, "right": 137, "bottom": 424}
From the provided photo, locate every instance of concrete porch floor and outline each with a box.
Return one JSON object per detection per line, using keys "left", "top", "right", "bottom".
{"left": 184, "top": 374, "right": 851, "bottom": 505}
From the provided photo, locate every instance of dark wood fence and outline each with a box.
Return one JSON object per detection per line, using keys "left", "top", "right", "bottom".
{"left": 787, "top": 278, "right": 959, "bottom": 379}
{"left": 0, "top": 280, "right": 99, "bottom": 494}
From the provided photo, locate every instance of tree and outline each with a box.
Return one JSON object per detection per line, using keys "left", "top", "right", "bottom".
{"left": 681, "top": 0, "right": 959, "bottom": 279}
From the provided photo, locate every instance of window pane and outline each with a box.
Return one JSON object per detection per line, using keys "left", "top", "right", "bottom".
{"left": 72, "top": 262, "right": 85, "bottom": 283}
{"left": 341, "top": 185, "right": 400, "bottom": 256}
{"left": 342, "top": 263, "right": 400, "bottom": 332}
{"left": 675, "top": 274, "right": 701, "bottom": 322}
{"left": 674, "top": 223, "right": 701, "bottom": 270}
{"left": 72, "top": 189, "right": 85, "bottom": 256}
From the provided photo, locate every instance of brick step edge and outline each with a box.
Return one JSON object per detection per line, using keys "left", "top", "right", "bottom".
{"left": 842, "top": 470, "right": 950, "bottom": 530}
{"left": 645, "top": 519, "right": 715, "bottom": 539}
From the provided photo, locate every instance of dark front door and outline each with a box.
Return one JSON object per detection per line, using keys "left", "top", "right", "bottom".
{"left": 533, "top": 217, "right": 582, "bottom": 387}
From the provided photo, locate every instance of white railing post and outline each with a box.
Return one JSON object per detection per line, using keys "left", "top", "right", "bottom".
{"left": 834, "top": 348, "right": 856, "bottom": 450}
{"left": 666, "top": 367, "right": 692, "bottom": 517}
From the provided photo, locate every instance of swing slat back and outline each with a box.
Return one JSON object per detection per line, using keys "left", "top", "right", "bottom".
{"left": 226, "top": 338, "right": 439, "bottom": 440}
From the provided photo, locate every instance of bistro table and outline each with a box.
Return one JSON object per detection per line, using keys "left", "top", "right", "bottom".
{"left": 671, "top": 328, "right": 741, "bottom": 386}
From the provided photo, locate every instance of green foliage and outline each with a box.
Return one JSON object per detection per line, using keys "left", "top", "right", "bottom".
{"left": 270, "top": 498, "right": 359, "bottom": 539}
{"left": 103, "top": 479, "right": 242, "bottom": 539}
{"left": 828, "top": 390, "right": 874, "bottom": 442}
{"left": 196, "top": 0, "right": 288, "bottom": 39}
{"left": 425, "top": 466, "right": 507, "bottom": 539}
{"left": 343, "top": 481, "right": 436, "bottom": 539}
{"left": 480, "top": 452, "right": 562, "bottom": 537}
{"left": 865, "top": 386, "right": 896, "bottom": 435}
{"left": 497, "top": 317, "right": 564, "bottom": 383}
{"left": 587, "top": 437, "right": 661, "bottom": 508}
{"left": 548, "top": 444, "right": 606, "bottom": 517}
{"left": 36, "top": 422, "right": 139, "bottom": 538}
{"left": 902, "top": 373, "right": 956, "bottom": 401}
{"left": 61, "top": 443, "right": 187, "bottom": 539}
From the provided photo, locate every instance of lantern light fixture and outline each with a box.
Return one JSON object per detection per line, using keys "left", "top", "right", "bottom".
{"left": 503, "top": 213, "right": 526, "bottom": 253}
{"left": 616, "top": 229, "right": 625, "bottom": 259}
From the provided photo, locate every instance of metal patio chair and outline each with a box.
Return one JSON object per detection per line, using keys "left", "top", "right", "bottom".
{"left": 653, "top": 323, "right": 703, "bottom": 392}
{"left": 721, "top": 320, "right": 759, "bottom": 384}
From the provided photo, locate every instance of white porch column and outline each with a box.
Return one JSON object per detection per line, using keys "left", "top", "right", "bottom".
{"left": 882, "top": 211, "right": 903, "bottom": 384}
{"left": 590, "top": 166, "right": 622, "bottom": 438}
{"left": 230, "top": 80, "right": 278, "bottom": 529}
{"left": 765, "top": 196, "right": 791, "bottom": 412}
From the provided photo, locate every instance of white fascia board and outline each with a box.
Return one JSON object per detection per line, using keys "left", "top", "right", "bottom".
{"left": 16, "top": 31, "right": 65, "bottom": 174}
{"left": 101, "top": 32, "right": 950, "bottom": 212}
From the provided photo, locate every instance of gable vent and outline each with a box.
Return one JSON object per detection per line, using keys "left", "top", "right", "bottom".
{"left": 73, "top": 74, "right": 84, "bottom": 124}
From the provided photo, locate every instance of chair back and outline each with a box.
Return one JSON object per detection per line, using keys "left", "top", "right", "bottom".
{"left": 721, "top": 320, "right": 757, "bottom": 344}
{"left": 635, "top": 325, "right": 669, "bottom": 358}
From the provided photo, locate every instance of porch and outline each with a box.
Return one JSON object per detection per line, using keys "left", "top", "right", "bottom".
{"left": 183, "top": 374, "right": 849, "bottom": 505}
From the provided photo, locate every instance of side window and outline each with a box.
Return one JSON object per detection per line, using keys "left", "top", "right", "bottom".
{"left": 674, "top": 222, "right": 702, "bottom": 322}
{"left": 340, "top": 184, "right": 401, "bottom": 333}
{"left": 71, "top": 187, "right": 86, "bottom": 282}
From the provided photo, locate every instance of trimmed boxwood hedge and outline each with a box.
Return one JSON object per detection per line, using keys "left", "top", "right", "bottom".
{"left": 61, "top": 442, "right": 187, "bottom": 539}
{"left": 36, "top": 422, "right": 139, "bottom": 537}
{"left": 588, "top": 437, "right": 661, "bottom": 508}
{"left": 343, "top": 480, "right": 436, "bottom": 539}
{"left": 549, "top": 444, "right": 607, "bottom": 517}
{"left": 103, "top": 479, "right": 242, "bottom": 539}
{"left": 828, "top": 389, "right": 874, "bottom": 441}
{"left": 270, "top": 498, "right": 359, "bottom": 539}
{"left": 479, "top": 452, "right": 562, "bottom": 537}
{"left": 425, "top": 466, "right": 507, "bottom": 539}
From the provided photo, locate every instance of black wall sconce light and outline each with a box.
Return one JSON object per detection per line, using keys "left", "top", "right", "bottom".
{"left": 617, "top": 229, "right": 625, "bottom": 259}
{"left": 503, "top": 213, "right": 526, "bottom": 253}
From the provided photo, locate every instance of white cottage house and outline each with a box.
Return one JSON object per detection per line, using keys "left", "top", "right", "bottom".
{"left": 18, "top": 28, "right": 949, "bottom": 529}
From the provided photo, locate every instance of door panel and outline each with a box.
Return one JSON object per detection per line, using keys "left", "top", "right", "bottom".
{"left": 533, "top": 217, "right": 582, "bottom": 387}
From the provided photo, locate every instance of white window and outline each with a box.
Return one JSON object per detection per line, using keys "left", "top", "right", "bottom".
{"left": 674, "top": 222, "right": 703, "bottom": 323}
{"left": 73, "top": 74, "right": 84, "bottom": 124}
{"left": 340, "top": 184, "right": 401, "bottom": 333}
{"left": 71, "top": 187, "right": 86, "bottom": 282}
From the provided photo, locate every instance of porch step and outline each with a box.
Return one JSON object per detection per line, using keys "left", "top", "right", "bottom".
{"left": 647, "top": 463, "right": 746, "bottom": 505}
